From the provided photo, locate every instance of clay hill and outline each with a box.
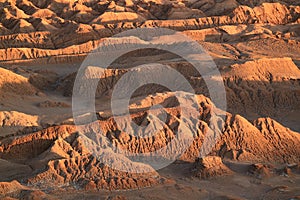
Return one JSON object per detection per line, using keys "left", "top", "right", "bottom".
{"left": 0, "top": 0, "right": 300, "bottom": 200}
{"left": 0, "top": 0, "right": 300, "bottom": 63}
{"left": 0, "top": 91, "right": 300, "bottom": 199}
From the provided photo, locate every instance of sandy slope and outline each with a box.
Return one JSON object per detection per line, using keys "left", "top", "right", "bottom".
{"left": 0, "top": 0, "right": 300, "bottom": 199}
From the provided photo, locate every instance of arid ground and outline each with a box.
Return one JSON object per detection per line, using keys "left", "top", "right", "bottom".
{"left": 0, "top": 0, "right": 300, "bottom": 199}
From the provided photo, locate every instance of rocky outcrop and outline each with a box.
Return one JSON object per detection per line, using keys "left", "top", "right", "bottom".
{"left": 0, "top": 67, "right": 38, "bottom": 95}
{"left": 247, "top": 163, "right": 273, "bottom": 179}
{"left": 192, "top": 156, "right": 233, "bottom": 179}
{"left": 0, "top": 180, "right": 27, "bottom": 196}
{"left": 0, "top": 111, "right": 39, "bottom": 128}
{"left": 0, "top": 111, "right": 40, "bottom": 137}
{"left": 0, "top": 180, "right": 52, "bottom": 199}
{"left": 0, "top": 91, "right": 299, "bottom": 191}
{"left": 0, "top": 1, "right": 299, "bottom": 63}
{"left": 0, "top": 0, "right": 299, "bottom": 197}
{"left": 57, "top": 57, "right": 300, "bottom": 125}
{"left": 28, "top": 154, "right": 161, "bottom": 190}
{"left": 223, "top": 57, "right": 300, "bottom": 117}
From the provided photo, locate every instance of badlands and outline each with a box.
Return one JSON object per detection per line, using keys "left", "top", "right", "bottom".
{"left": 0, "top": 0, "right": 300, "bottom": 199}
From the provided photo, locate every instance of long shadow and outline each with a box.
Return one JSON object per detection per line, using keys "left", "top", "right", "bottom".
{"left": 0, "top": 139, "right": 54, "bottom": 163}
{"left": 1, "top": 48, "right": 300, "bottom": 133}
{"left": 66, "top": 59, "right": 300, "bottom": 132}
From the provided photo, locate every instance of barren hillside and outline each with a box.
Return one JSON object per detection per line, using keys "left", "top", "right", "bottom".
{"left": 0, "top": 0, "right": 299, "bottom": 199}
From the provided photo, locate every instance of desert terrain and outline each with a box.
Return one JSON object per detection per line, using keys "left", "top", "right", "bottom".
{"left": 0, "top": 0, "right": 300, "bottom": 199}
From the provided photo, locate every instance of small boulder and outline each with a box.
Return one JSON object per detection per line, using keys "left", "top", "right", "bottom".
{"left": 193, "top": 156, "right": 233, "bottom": 179}
{"left": 247, "top": 163, "right": 273, "bottom": 179}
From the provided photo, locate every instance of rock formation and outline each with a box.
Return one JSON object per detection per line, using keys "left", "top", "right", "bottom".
{"left": 0, "top": 0, "right": 299, "bottom": 199}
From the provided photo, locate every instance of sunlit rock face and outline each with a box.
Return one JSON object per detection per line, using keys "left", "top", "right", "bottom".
{"left": 0, "top": 0, "right": 300, "bottom": 199}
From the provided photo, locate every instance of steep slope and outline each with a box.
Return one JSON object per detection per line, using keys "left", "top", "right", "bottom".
{"left": 0, "top": 92, "right": 299, "bottom": 192}
{"left": 223, "top": 57, "right": 300, "bottom": 118}
{"left": 192, "top": 156, "right": 233, "bottom": 179}
{"left": 0, "top": 1, "right": 299, "bottom": 63}
{"left": 0, "top": 0, "right": 299, "bottom": 198}
{"left": 0, "top": 111, "right": 39, "bottom": 137}
{"left": 0, "top": 67, "right": 38, "bottom": 95}
{"left": 56, "top": 57, "right": 300, "bottom": 131}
